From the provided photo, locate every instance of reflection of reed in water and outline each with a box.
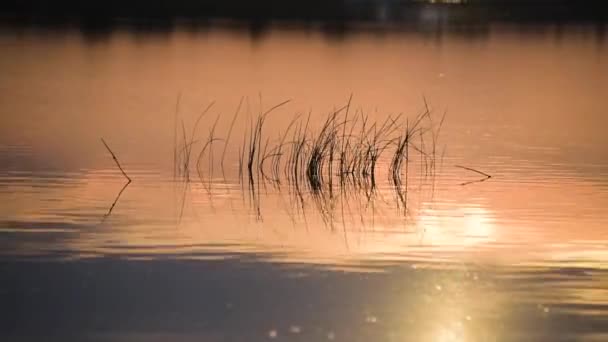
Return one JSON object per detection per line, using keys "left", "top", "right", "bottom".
{"left": 174, "top": 96, "right": 428, "bottom": 215}
{"left": 100, "top": 138, "right": 132, "bottom": 222}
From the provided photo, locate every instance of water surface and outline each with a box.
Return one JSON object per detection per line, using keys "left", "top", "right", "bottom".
{"left": 1, "top": 22, "right": 607, "bottom": 341}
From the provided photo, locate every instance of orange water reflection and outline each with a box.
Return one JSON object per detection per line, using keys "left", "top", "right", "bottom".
{"left": 2, "top": 162, "right": 607, "bottom": 272}
{"left": 0, "top": 24, "right": 607, "bottom": 270}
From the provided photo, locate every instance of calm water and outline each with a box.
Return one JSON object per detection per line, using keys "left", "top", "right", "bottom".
{"left": 1, "top": 23, "right": 608, "bottom": 341}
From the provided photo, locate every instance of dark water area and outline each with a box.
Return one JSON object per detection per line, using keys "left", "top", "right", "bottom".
{"left": 2, "top": 257, "right": 608, "bottom": 341}
{"left": 1, "top": 10, "right": 608, "bottom": 342}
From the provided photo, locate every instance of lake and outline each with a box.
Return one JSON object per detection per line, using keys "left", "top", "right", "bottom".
{"left": 1, "top": 19, "right": 608, "bottom": 341}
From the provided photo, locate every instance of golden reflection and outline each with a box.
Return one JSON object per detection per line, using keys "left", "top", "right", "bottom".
{"left": 434, "top": 324, "right": 465, "bottom": 342}
{"left": 388, "top": 265, "right": 507, "bottom": 342}
{"left": 427, "top": 301, "right": 468, "bottom": 342}
{"left": 418, "top": 206, "right": 495, "bottom": 247}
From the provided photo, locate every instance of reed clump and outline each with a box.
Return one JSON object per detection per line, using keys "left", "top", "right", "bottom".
{"left": 173, "top": 96, "right": 446, "bottom": 197}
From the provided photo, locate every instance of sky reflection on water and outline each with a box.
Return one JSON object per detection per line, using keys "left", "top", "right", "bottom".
{"left": 1, "top": 22, "right": 608, "bottom": 341}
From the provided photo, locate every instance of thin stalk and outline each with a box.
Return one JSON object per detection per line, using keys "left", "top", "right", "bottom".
{"left": 101, "top": 138, "right": 131, "bottom": 183}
